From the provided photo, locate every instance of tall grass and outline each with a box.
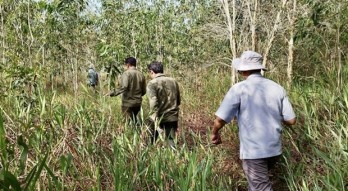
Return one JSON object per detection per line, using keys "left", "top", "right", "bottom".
{"left": 0, "top": 67, "right": 347, "bottom": 190}
{"left": 283, "top": 73, "right": 348, "bottom": 191}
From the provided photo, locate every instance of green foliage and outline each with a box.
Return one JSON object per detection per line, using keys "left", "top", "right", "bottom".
{"left": 0, "top": 170, "right": 22, "bottom": 191}
{"left": 294, "top": 0, "right": 348, "bottom": 80}
{"left": 0, "top": 67, "right": 347, "bottom": 190}
{"left": 0, "top": 113, "right": 7, "bottom": 170}
{"left": 0, "top": 0, "right": 347, "bottom": 190}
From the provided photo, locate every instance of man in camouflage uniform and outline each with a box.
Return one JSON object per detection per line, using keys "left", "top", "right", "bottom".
{"left": 146, "top": 61, "right": 181, "bottom": 148}
{"left": 107, "top": 57, "right": 146, "bottom": 123}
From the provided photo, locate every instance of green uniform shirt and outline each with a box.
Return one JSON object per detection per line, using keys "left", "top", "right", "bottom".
{"left": 110, "top": 67, "right": 146, "bottom": 107}
{"left": 147, "top": 74, "right": 181, "bottom": 122}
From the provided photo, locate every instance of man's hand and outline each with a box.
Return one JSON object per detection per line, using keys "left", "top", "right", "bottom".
{"left": 211, "top": 132, "right": 222, "bottom": 145}
{"left": 283, "top": 117, "right": 296, "bottom": 126}
{"left": 105, "top": 91, "right": 116, "bottom": 97}
{"left": 211, "top": 117, "right": 226, "bottom": 145}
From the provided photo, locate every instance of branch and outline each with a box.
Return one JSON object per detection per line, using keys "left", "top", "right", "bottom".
{"left": 263, "top": 0, "right": 288, "bottom": 69}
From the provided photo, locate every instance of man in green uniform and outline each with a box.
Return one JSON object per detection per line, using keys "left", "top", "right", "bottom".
{"left": 146, "top": 61, "right": 181, "bottom": 148}
{"left": 107, "top": 57, "right": 146, "bottom": 123}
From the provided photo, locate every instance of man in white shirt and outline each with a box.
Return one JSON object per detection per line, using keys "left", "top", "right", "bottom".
{"left": 211, "top": 51, "right": 296, "bottom": 191}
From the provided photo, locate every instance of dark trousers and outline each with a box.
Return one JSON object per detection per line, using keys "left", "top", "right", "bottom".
{"left": 242, "top": 155, "right": 280, "bottom": 191}
{"left": 146, "top": 120, "right": 178, "bottom": 147}
{"left": 122, "top": 106, "right": 141, "bottom": 124}
{"left": 88, "top": 84, "right": 97, "bottom": 93}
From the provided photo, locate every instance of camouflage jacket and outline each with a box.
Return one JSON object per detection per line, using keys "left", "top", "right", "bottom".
{"left": 110, "top": 67, "right": 146, "bottom": 107}
{"left": 147, "top": 74, "right": 181, "bottom": 122}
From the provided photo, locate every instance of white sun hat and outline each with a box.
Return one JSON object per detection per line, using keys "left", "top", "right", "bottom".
{"left": 232, "top": 51, "right": 267, "bottom": 71}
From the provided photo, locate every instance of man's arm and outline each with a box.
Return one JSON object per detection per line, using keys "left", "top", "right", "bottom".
{"left": 176, "top": 82, "right": 181, "bottom": 106}
{"left": 108, "top": 73, "right": 128, "bottom": 96}
{"left": 211, "top": 117, "right": 227, "bottom": 144}
{"left": 141, "top": 76, "right": 146, "bottom": 96}
{"left": 147, "top": 83, "right": 159, "bottom": 121}
{"left": 96, "top": 73, "right": 99, "bottom": 85}
{"left": 281, "top": 91, "right": 296, "bottom": 125}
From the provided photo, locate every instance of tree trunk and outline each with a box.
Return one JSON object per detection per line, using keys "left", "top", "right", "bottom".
{"left": 74, "top": 51, "right": 78, "bottom": 99}
{"left": 336, "top": 27, "right": 342, "bottom": 91}
{"left": 131, "top": 28, "right": 137, "bottom": 58}
{"left": 220, "top": 0, "right": 237, "bottom": 85}
{"left": 156, "top": 22, "right": 164, "bottom": 62}
{"left": 0, "top": 4, "right": 5, "bottom": 65}
{"left": 287, "top": 0, "right": 296, "bottom": 89}
{"left": 247, "top": 0, "right": 258, "bottom": 51}
{"left": 262, "top": 0, "right": 287, "bottom": 74}
{"left": 27, "top": 0, "right": 34, "bottom": 67}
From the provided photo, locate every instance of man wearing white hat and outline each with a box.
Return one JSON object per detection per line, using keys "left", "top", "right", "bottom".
{"left": 211, "top": 51, "right": 296, "bottom": 191}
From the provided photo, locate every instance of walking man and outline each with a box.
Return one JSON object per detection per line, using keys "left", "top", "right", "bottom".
{"left": 87, "top": 64, "right": 99, "bottom": 89}
{"left": 146, "top": 61, "right": 181, "bottom": 148}
{"left": 107, "top": 57, "right": 146, "bottom": 123}
{"left": 211, "top": 51, "right": 296, "bottom": 191}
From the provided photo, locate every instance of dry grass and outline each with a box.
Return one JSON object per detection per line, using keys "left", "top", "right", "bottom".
{"left": 0, "top": 67, "right": 347, "bottom": 190}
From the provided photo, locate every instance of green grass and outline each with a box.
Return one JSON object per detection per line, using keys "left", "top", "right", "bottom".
{"left": 0, "top": 68, "right": 347, "bottom": 190}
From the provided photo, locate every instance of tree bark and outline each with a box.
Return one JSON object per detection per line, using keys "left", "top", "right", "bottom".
{"left": 287, "top": 0, "right": 296, "bottom": 89}
{"left": 220, "top": 0, "right": 237, "bottom": 85}
{"left": 336, "top": 27, "right": 342, "bottom": 91}
{"left": 27, "top": 0, "right": 34, "bottom": 67}
{"left": 262, "top": 0, "right": 287, "bottom": 74}
{"left": 0, "top": 4, "right": 5, "bottom": 65}
{"left": 247, "top": 0, "right": 258, "bottom": 51}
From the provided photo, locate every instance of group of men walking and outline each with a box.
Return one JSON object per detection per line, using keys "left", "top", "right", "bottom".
{"left": 106, "top": 57, "right": 180, "bottom": 148}
{"left": 89, "top": 51, "right": 297, "bottom": 191}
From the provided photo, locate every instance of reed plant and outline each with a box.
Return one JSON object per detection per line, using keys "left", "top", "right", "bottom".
{"left": 0, "top": 68, "right": 347, "bottom": 190}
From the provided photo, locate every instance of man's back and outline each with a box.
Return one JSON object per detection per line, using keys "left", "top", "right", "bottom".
{"left": 238, "top": 74, "right": 288, "bottom": 128}
{"left": 212, "top": 50, "right": 296, "bottom": 191}
{"left": 147, "top": 74, "right": 180, "bottom": 122}
{"left": 120, "top": 68, "right": 146, "bottom": 107}
{"left": 87, "top": 68, "right": 98, "bottom": 86}
{"left": 216, "top": 73, "right": 295, "bottom": 159}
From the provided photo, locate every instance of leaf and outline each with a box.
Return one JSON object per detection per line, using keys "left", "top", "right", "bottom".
{"left": 44, "top": 164, "right": 60, "bottom": 190}
{"left": 60, "top": 153, "right": 72, "bottom": 175}
{"left": 314, "top": 148, "right": 335, "bottom": 169}
{"left": 30, "top": 154, "right": 48, "bottom": 189}
{"left": 23, "top": 165, "right": 37, "bottom": 191}
{"left": 38, "top": 1, "right": 47, "bottom": 10}
{"left": 0, "top": 112, "right": 7, "bottom": 170}
{"left": 24, "top": 154, "right": 48, "bottom": 191}
{"left": 99, "top": 45, "right": 109, "bottom": 57}
{"left": 17, "top": 136, "right": 29, "bottom": 172}
{"left": 0, "top": 170, "right": 22, "bottom": 191}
